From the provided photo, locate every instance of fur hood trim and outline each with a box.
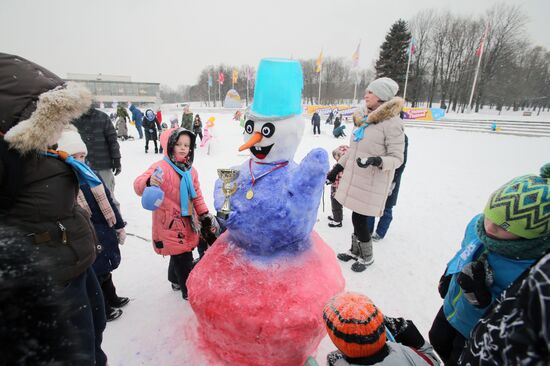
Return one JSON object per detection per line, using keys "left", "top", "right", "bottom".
{"left": 4, "top": 82, "right": 92, "bottom": 154}
{"left": 367, "top": 97, "right": 404, "bottom": 124}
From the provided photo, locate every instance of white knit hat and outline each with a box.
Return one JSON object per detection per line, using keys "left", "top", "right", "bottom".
{"left": 366, "top": 77, "right": 399, "bottom": 101}
{"left": 56, "top": 128, "right": 87, "bottom": 155}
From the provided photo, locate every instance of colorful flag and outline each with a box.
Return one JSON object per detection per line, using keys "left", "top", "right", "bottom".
{"left": 232, "top": 69, "right": 238, "bottom": 84}
{"left": 408, "top": 37, "right": 416, "bottom": 56}
{"left": 352, "top": 42, "right": 360, "bottom": 68}
{"left": 475, "top": 24, "right": 489, "bottom": 57}
{"left": 218, "top": 71, "right": 225, "bottom": 85}
{"left": 207, "top": 74, "right": 212, "bottom": 87}
{"left": 315, "top": 50, "right": 323, "bottom": 73}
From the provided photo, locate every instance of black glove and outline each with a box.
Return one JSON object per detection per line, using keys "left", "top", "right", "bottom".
{"left": 112, "top": 158, "right": 122, "bottom": 176}
{"left": 357, "top": 156, "right": 382, "bottom": 168}
{"left": 326, "top": 164, "right": 344, "bottom": 183}
{"left": 199, "top": 213, "right": 220, "bottom": 245}
{"left": 457, "top": 254, "right": 494, "bottom": 308}
{"left": 384, "top": 316, "right": 425, "bottom": 349}
{"left": 438, "top": 269, "right": 452, "bottom": 299}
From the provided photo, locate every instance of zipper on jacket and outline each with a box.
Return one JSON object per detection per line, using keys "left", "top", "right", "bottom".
{"left": 57, "top": 221, "right": 68, "bottom": 244}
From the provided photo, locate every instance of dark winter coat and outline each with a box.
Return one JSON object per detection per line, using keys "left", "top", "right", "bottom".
{"left": 143, "top": 117, "right": 159, "bottom": 140}
{"left": 193, "top": 117, "right": 203, "bottom": 134}
{"left": 181, "top": 112, "right": 193, "bottom": 130}
{"left": 0, "top": 146, "right": 98, "bottom": 285}
{"left": 459, "top": 251, "right": 550, "bottom": 365}
{"left": 333, "top": 117, "right": 341, "bottom": 130}
{"left": 81, "top": 179, "right": 125, "bottom": 276}
{"left": 311, "top": 112, "right": 321, "bottom": 125}
{"left": 129, "top": 104, "right": 143, "bottom": 127}
{"left": 72, "top": 108, "right": 121, "bottom": 171}
{"left": 0, "top": 53, "right": 98, "bottom": 286}
{"left": 385, "top": 134, "right": 408, "bottom": 208}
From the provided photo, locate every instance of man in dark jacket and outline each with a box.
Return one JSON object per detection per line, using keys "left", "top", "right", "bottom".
{"left": 73, "top": 107, "right": 122, "bottom": 202}
{"left": 311, "top": 111, "right": 321, "bottom": 135}
{"left": 366, "top": 134, "right": 408, "bottom": 240}
{"left": 0, "top": 52, "right": 107, "bottom": 365}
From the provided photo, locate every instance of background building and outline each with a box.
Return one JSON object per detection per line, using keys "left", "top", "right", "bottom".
{"left": 65, "top": 73, "right": 161, "bottom": 107}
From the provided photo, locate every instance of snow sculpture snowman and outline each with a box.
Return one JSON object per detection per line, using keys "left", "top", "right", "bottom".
{"left": 187, "top": 58, "right": 345, "bottom": 366}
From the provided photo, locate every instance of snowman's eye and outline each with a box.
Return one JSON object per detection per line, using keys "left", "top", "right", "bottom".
{"left": 261, "top": 123, "right": 275, "bottom": 138}
{"left": 244, "top": 120, "right": 254, "bottom": 134}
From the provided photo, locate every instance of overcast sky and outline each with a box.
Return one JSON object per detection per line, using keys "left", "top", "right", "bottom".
{"left": 1, "top": 0, "right": 548, "bottom": 88}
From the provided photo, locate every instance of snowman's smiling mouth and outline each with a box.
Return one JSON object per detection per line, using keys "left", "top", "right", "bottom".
{"left": 250, "top": 144, "right": 274, "bottom": 159}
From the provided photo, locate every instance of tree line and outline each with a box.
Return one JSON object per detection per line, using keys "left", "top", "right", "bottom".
{"left": 162, "top": 3, "right": 549, "bottom": 113}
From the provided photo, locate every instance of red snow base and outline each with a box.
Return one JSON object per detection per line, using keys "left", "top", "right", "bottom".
{"left": 187, "top": 231, "right": 345, "bottom": 366}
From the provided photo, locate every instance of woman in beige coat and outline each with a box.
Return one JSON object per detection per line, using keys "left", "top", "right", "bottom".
{"left": 327, "top": 77, "right": 405, "bottom": 272}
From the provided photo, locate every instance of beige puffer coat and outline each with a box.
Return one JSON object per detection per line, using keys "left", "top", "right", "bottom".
{"left": 335, "top": 97, "right": 405, "bottom": 217}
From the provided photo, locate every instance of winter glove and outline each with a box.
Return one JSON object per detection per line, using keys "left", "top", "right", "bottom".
{"left": 116, "top": 228, "right": 126, "bottom": 245}
{"left": 326, "top": 164, "right": 344, "bottom": 184}
{"left": 456, "top": 254, "right": 494, "bottom": 308}
{"left": 112, "top": 158, "right": 122, "bottom": 176}
{"left": 357, "top": 156, "right": 382, "bottom": 168}
{"left": 326, "top": 350, "right": 345, "bottom": 366}
{"left": 438, "top": 269, "right": 452, "bottom": 299}
{"left": 384, "top": 316, "right": 425, "bottom": 349}
{"left": 199, "top": 213, "right": 220, "bottom": 245}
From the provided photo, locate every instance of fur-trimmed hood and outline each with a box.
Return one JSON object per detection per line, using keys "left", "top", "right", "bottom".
{"left": 4, "top": 82, "right": 92, "bottom": 154}
{"left": 0, "top": 53, "right": 92, "bottom": 154}
{"left": 367, "top": 97, "right": 404, "bottom": 124}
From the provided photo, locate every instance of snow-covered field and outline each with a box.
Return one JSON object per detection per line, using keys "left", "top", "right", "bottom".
{"left": 103, "top": 111, "right": 549, "bottom": 365}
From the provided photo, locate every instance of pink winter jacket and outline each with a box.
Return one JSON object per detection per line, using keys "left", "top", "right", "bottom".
{"left": 134, "top": 129, "right": 209, "bottom": 256}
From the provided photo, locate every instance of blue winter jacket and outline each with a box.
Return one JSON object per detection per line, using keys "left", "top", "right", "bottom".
{"left": 129, "top": 104, "right": 143, "bottom": 127}
{"left": 81, "top": 177, "right": 125, "bottom": 275}
{"left": 442, "top": 214, "right": 534, "bottom": 337}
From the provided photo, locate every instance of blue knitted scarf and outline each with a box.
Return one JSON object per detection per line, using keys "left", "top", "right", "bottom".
{"left": 163, "top": 157, "right": 197, "bottom": 216}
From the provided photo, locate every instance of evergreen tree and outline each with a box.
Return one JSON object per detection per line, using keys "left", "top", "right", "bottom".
{"left": 375, "top": 19, "right": 412, "bottom": 94}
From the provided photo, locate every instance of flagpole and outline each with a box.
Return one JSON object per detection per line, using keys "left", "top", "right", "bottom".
{"left": 403, "top": 41, "right": 412, "bottom": 103}
{"left": 468, "top": 24, "right": 488, "bottom": 112}
{"left": 208, "top": 85, "right": 211, "bottom": 107}
{"left": 318, "top": 67, "right": 322, "bottom": 104}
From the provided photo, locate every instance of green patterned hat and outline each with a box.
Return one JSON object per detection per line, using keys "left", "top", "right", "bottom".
{"left": 484, "top": 163, "right": 550, "bottom": 239}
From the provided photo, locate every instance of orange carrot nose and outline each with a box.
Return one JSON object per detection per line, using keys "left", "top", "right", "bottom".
{"left": 238, "top": 132, "right": 263, "bottom": 152}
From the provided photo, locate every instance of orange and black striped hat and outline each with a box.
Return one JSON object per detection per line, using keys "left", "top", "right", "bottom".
{"left": 323, "top": 292, "right": 386, "bottom": 358}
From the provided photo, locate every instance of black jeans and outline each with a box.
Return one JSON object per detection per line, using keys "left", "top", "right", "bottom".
{"left": 352, "top": 211, "right": 372, "bottom": 242}
{"left": 145, "top": 138, "right": 158, "bottom": 152}
{"left": 97, "top": 272, "right": 119, "bottom": 312}
{"left": 313, "top": 122, "right": 320, "bottom": 135}
{"left": 167, "top": 252, "right": 194, "bottom": 298}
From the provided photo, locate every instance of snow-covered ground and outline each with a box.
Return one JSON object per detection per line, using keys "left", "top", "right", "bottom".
{"left": 103, "top": 111, "right": 549, "bottom": 365}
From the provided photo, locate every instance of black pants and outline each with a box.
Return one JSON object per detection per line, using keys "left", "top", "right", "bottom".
{"left": 97, "top": 272, "right": 119, "bottom": 312}
{"left": 429, "top": 306, "right": 466, "bottom": 365}
{"left": 330, "top": 187, "right": 343, "bottom": 222}
{"left": 145, "top": 138, "right": 158, "bottom": 152}
{"left": 194, "top": 130, "right": 203, "bottom": 141}
{"left": 60, "top": 268, "right": 107, "bottom": 365}
{"left": 352, "top": 211, "right": 372, "bottom": 242}
{"left": 167, "top": 252, "right": 194, "bottom": 298}
{"left": 313, "top": 122, "right": 320, "bottom": 135}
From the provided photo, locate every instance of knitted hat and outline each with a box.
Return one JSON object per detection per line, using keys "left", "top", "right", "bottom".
{"left": 484, "top": 163, "right": 550, "bottom": 240}
{"left": 366, "top": 77, "right": 399, "bottom": 102}
{"left": 56, "top": 128, "right": 87, "bottom": 156}
{"left": 323, "top": 292, "right": 386, "bottom": 358}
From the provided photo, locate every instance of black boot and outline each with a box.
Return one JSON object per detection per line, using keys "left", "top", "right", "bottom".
{"left": 337, "top": 234, "right": 359, "bottom": 262}
{"left": 106, "top": 306, "right": 123, "bottom": 322}
{"left": 111, "top": 296, "right": 130, "bottom": 308}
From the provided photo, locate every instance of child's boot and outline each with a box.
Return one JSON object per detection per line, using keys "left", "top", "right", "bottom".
{"left": 337, "top": 234, "right": 359, "bottom": 262}
{"left": 351, "top": 239, "right": 374, "bottom": 272}
{"left": 106, "top": 306, "right": 123, "bottom": 322}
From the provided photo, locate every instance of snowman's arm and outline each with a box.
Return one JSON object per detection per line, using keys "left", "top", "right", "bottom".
{"left": 288, "top": 148, "right": 329, "bottom": 203}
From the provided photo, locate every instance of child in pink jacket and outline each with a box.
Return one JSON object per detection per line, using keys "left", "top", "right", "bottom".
{"left": 134, "top": 127, "right": 214, "bottom": 300}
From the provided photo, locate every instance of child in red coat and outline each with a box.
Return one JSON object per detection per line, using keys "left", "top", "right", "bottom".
{"left": 134, "top": 128, "right": 214, "bottom": 300}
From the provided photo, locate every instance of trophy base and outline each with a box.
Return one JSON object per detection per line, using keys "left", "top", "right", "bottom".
{"left": 217, "top": 211, "right": 230, "bottom": 220}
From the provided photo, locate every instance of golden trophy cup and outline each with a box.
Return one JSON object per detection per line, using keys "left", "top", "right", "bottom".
{"left": 217, "top": 168, "right": 239, "bottom": 219}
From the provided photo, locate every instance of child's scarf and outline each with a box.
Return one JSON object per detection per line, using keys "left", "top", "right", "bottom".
{"left": 77, "top": 186, "right": 117, "bottom": 227}
{"left": 44, "top": 150, "right": 102, "bottom": 187}
{"left": 163, "top": 157, "right": 197, "bottom": 217}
